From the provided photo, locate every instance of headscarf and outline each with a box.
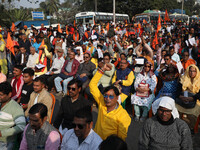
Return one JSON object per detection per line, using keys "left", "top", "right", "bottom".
{"left": 152, "top": 96, "right": 179, "bottom": 119}
{"left": 75, "top": 46, "right": 83, "bottom": 55}
{"left": 180, "top": 64, "right": 200, "bottom": 94}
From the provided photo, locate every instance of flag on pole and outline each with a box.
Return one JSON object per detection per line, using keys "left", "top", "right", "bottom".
{"left": 152, "top": 32, "right": 158, "bottom": 49}
{"left": 143, "top": 19, "right": 147, "bottom": 24}
{"left": 39, "top": 39, "right": 45, "bottom": 48}
{"left": 106, "top": 23, "right": 109, "bottom": 31}
{"left": 58, "top": 24, "right": 62, "bottom": 33}
{"left": 164, "top": 10, "right": 170, "bottom": 23}
{"left": 74, "top": 20, "right": 76, "bottom": 27}
{"left": 11, "top": 22, "right": 15, "bottom": 32}
{"left": 157, "top": 14, "right": 161, "bottom": 32}
{"left": 6, "top": 32, "right": 15, "bottom": 55}
{"left": 94, "top": 19, "right": 96, "bottom": 25}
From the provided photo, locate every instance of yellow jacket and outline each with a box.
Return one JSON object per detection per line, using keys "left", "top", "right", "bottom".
{"left": 89, "top": 71, "right": 131, "bottom": 140}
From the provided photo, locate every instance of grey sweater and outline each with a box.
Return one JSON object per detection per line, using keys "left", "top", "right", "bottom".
{"left": 138, "top": 116, "right": 193, "bottom": 150}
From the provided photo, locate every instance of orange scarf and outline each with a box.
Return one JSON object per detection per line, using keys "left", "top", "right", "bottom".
{"left": 73, "top": 33, "right": 79, "bottom": 42}
{"left": 38, "top": 50, "right": 47, "bottom": 72}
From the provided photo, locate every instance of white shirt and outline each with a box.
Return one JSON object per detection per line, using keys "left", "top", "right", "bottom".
{"left": 171, "top": 53, "right": 180, "bottom": 63}
{"left": 61, "top": 129, "right": 102, "bottom": 150}
{"left": 26, "top": 53, "right": 39, "bottom": 68}
{"left": 50, "top": 57, "right": 65, "bottom": 74}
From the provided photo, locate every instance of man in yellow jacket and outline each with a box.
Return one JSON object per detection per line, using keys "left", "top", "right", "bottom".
{"left": 89, "top": 63, "right": 131, "bottom": 141}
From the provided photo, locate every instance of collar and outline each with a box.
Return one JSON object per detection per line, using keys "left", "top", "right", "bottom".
{"left": 72, "top": 129, "right": 94, "bottom": 145}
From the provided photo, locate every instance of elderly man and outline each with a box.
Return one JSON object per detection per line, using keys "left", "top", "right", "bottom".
{"left": 26, "top": 46, "right": 39, "bottom": 69}
{"left": 139, "top": 96, "right": 193, "bottom": 150}
{"left": 112, "top": 59, "right": 134, "bottom": 108}
{"left": 89, "top": 63, "right": 131, "bottom": 141}
{"left": 19, "top": 34, "right": 31, "bottom": 54}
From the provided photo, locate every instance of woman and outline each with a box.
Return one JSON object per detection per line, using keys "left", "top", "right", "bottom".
{"left": 175, "top": 64, "right": 200, "bottom": 129}
{"left": 155, "top": 64, "right": 179, "bottom": 100}
{"left": 131, "top": 61, "right": 157, "bottom": 122}
{"left": 75, "top": 46, "right": 84, "bottom": 63}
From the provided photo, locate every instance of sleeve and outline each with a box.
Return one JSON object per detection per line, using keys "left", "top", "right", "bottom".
{"left": 1, "top": 106, "right": 26, "bottom": 137}
{"left": 144, "top": 43, "right": 153, "bottom": 58}
{"left": 19, "top": 125, "right": 29, "bottom": 150}
{"left": 112, "top": 71, "right": 117, "bottom": 84}
{"left": 104, "top": 64, "right": 115, "bottom": 77}
{"left": 116, "top": 42, "right": 123, "bottom": 53}
{"left": 45, "top": 131, "right": 60, "bottom": 150}
{"left": 108, "top": 44, "right": 114, "bottom": 57}
{"left": 149, "top": 75, "right": 157, "bottom": 92}
{"left": 26, "top": 55, "right": 31, "bottom": 67}
{"left": 41, "top": 94, "right": 53, "bottom": 122}
{"left": 117, "top": 111, "right": 131, "bottom": 141}
{"left": 53, "top": 99, "right": 64, "bottom": 129}
{"left": 134, "top": 74, "right": 142, "bottom": 90}
{"left": 122, "top": 71, "right": 134, "bottom": 86}
{"left": 89, "top": 71, "right": 104, "bottom": 105}
{"left": 44, "top": 47, "right": 51, "bottom": 59}
{"left": 138, "top": 119, "right": 151, "bottom": 150}
{"left": 11, "top": 77, "right": 24, "bottom": 100}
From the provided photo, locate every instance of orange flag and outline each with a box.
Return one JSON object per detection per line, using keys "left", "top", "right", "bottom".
{"left": 157, "top": 14, "right": 161, "bottom": 32}
{"left": 164, "top": 10, "right": 170, "bottom": 22}
{"left": 94, "top": 19, "right": 96, "bottom": 25}
{"left": 106, "top": 23, "right": 109, "bottom": 31}
{"left": 152, "top": 32, "right": 158, "bottom": 49}
{"left": 6, "top": 32, "right": 15, "bottom": 56}
{"left": 66, "top": 25, "right": 69, "bottom": 35}
{"left": 39, "top": 39, "right": 45, "bottom": 48}
{"left": 11, "top": 22, "right": 15, "bottom": 32}
{"left": 143, "top": 19, "right": 147, "bottom": 24}
{"left": 74, "top": 20, "right": 76, "bottom": 27}
{"left": 58, "top": 24, "right": 62, "bottom": 33}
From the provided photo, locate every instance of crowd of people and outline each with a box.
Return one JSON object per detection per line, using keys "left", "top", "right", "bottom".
{"left": 0, "top": 18, "right": 200, "bottom": 150}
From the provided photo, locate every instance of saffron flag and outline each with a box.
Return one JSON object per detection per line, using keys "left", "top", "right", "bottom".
{"left": 58, "top": 24, "right": 62, "bottom": 33}
{"left": 143, "top": 19, "right": 147, "bottom": 24}
{"left": 152, "top": 32, "right": 158, "bottom": 49}
{"left": 164, "top": 10, "right": 170, "bottom": 22}
{"left": 66, "top": 25, "right": 69, "bottom": 35}
{"left": 157, "top": 14, "right": 161, "bottom": 32}
{"left": 11, "top": 22, "right": 15, "bottom": 32}
{"left": 74, "top": 20, "right": 76, "bottom": 27}
{"left": 94, "top": 19, "right": 96, "bottom": 25}
{"left": 106, "top": 23, "right": 109, "bottom": 31}
{"left": 6, "top": 32, "right": 15, "bottom": 55}
{"left": 39, "top": 39, "right": 45, "bottom": 48}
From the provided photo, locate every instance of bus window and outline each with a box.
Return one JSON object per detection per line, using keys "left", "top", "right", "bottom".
{"left": 85, "top": 17, "right": 93, "bottom": 23}
{"left": 77, "top": 18, "right": 83, "bottom": 24}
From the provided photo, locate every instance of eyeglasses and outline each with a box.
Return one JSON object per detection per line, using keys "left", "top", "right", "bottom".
{"left": 72, "top": 123, "right": 85, "bottom": 129}
{"left": 164, "top": 58, "right": 169, "bottom": 61}
{"left": 103, "top": 94, "right": 114, "bottom": 99}
{"left": 144, "top": 65, "right": 151, "bottom": 68}
{"left": 158, "top": 108, "right": 172, "bottom": 114}
{"left": 67, "top": 87, "right": 76, "bottom": 91}
{"left": 84, "top": 56, "right": 89, "bottom": 59}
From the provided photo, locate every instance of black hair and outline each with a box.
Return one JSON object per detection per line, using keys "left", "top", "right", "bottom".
{"left": 29, "top": 103, "right": 47, "bottom": 119}
{"left": 34, "top": 76, "right": 46, "bottom": 85}
{"left": 14, "top": 65, "right": 23, "bottom": 71}
{"left": 14, "top": 45, "right": 19, "bottom": 49}
{"left": 161, "top": 49, "right": 167, "bottom": 53}
{"left": 75, "top": 106, "right": 92, "bottom": 123}
{"left": 103, "top": 52, "right": 111, "bottom": 59}
{"left": 128, "top": 48, "right": 133, "bottom": 52}
{"left": 0, "top": 81, "right": 12, "bottom": 95}
{"left": 120, "top": 53, "right": 126, "bottom": 58}
{"left": 99, "top": 135, "right": 128, "bottom": 150}
{"left": 169, "top": 46, "right": 174, "bottom": 51}
{"left": 164, "top": 53, "right": 171, "bottom": 59}
{"left": 68, "top": 78, "right": 82, "bottom": 89}
{"left": 23, "top": 68, "right": 34, "bottom": 76}
{"left": 104, "top": 85, "right": 120, "bottom": 96}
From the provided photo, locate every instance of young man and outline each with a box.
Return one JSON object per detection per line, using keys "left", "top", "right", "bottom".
{"left": 61, "top": 106, "right": 102, "bottom": 150}
{"left": 11, "top": 65, "right": 24, "bottom": 101}
{"left": 89, "top": 63, "right": 131, "bottom": 141}
{"left": 16, "top": 46, "right": 29, "bottom": 67}
{"left": 25, "top": 77, "right": 53, "bottom": 122}
{"left": 20, "top": 103, "right": 60, "bottom": 150}
{"left": 17, "top": 68, "right": 34, "bottom": 110}
{"left": 0, "top": 82, "right": 26, "bottom": 149}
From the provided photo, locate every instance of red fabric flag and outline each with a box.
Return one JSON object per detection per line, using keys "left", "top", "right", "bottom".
{"left": 39, "top": 39, "right": 45, "bottom": 48}
{"left": 74, "top": 20, "right": 76, "bottom": 27}
{"left": 6, "top": 32, "right": 15, "bottom": 55}
{"left": 66, "top": 25, "right": 69, "bottom": 35}
{"left": 58, "top": 24, "right": 62, "bottom": 33}
{"left": 157, "top": 14, "right": 161, "bottom": 32}
{"left": 143, "top": 19, "right": 147, "bottom": 24}
{"left": 106, "top": 23, "right": 109, "bottom": 31}
{"left": 94, "top": 19, "right": 96, "bottom": 25}
{"left": 164, "top": 10, "right": 170, "bottom": 22}
{"left": 11, "top": 22, "right": 15, "bottom": 32}
{"left": 152, "top": 32, "right": 158, "bottom": 49}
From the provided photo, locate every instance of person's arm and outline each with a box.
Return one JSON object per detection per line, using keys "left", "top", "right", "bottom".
{"left": 108, "top": 43, "right": 114, "bottom": 57}
{"left": 121, "top": 71, "right": 134, "bottom": 86}
{"left": 0, "top": 42, "right": 5, "bottom": 52}
{"left": 117, "top": 111, "right": 131, "bottom": 141}
{"left": 135, "top": 44, "right": 142, "bottom": 57}
{"left": 149, "top": 75, "right": 157, "bottom": 93}
{"left": 45, "top": 131, "right": 60, "bottom": 150}
{"left": 53, "top": 99, "right": 64, "bottom": 129}
{"left": 104, "top": 64, "right": 115, "bottom": 77}
{"left": 115, "top": 41, "right": 123, "bottom": 53}
{"left": 12, "top": 76, "right": 24, "bottom": 100}
{"left": 112, "top": 71, "right": 117, "bottom": 84}
{"left": 144, "top": 43, "right": 153, "bottom": 58}
{"left": 19, "top": 125, "right": 29, "bottom": 150}
{"left": 61, "top": 61, "right": 67, "bottom": 73}
{"left": 44, "top": 47, "right": 51, "bottom": 59}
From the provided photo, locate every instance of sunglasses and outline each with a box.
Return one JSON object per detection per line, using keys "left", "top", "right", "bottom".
{"left": 164, "top": 59, "right": 169, "bottom": 61}
{"left": 72, "top": 123, "right": 85, "bottom": 129}
{"left": 67, "top": 87, "right": 76, "bottom": 91}
{"left": 103, "top": 94, "right": 114, "bottom": 99}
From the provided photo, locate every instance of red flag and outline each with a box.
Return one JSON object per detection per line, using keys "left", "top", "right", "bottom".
{"left": 94, "top": 19, "right": 96, "bottom": 25}
{"left": 74, "top": 20, "right": 76, "bottom": 27}
{"left": 11, "top": 22, "right": 15, "bottom": 32}
{"left": 66, "top": 25, "right": 69, "bottom": 35}
{"left": 6, "top": 32, "right": 15, "bottom": 56}
{"left": 152, "top": 32, "right": 158, "bottom": 49}
{"left": 106, "top": 23, "right": 109, "bottom": 31}
{"left": 164, "top": 10, "right": 170, "bottom": 22}
{"left": 157, "top": 14, "right": 161, "bottom": 32}
{"left": 58, "top": 24, "right": 62, "bottom": 33}
{"left": 143, "top": 19, "right": 147, "bottom": 24}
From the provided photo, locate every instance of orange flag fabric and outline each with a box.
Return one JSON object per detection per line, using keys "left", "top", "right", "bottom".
{"left": 74, "top": 20, "right": 76, "bottom": 27}
{"left": 6, "top": 32, "right": 15, "bottom": 55}
{"left": 152, "top": 32, "right": 158, "bottom": 49}
{"left": 94, "top": 19, "right": 96, "bottom": 25}
{"left": 11, "top": 22, "right": 15, "bottom": 32}
{"left": 143, "top": 19, "right": 147, "bottom": 24}
{"left": 58, "top": 24, "right": 62, "bottom": 33}
{"left": 39, "top": 39, "right": 45, "bottom": 48}
{"left": 164, "top": 10, "right": 170, "bottom": 22}
{"left": 66, "top": 25, "right": 69, "bottom": 35}
{"left": 157, "top": 14, "right": 161, "bottom": 32}
{"left": 106, "top": 23, "right": 109, "bottom": 31}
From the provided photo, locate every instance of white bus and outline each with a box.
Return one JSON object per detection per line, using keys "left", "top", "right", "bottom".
{"left": 75, "top": 12, "right": 129, "bottom": 25}
{"left": 169, "top": 13, "right": 189, "bottom": 23}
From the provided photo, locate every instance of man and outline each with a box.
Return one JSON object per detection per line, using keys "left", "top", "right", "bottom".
{"left": 26, "top": 46, "right": 39, "bottom": 69}
{"left": 25, "top": 77, "right": 53, "bottom": 122}
{"left": 89, "top": 63, "right": 131, "bottom": 141}
{"left": 11, "top": 65, "right": 24, "bottom": 101}
{"left": 17, "top": 68, "right": 34, "bottom": 110}
{"left": 181, "top": 50, "right": 196, "bottom": 71}
{"left": 139, "top": 96, "right": 192, "bottom": 150}
{"left": 45, "top": 47, "right": 65, "bottom": 91}
{"left": 20, "top": 103, "right": 60, "bottom": 150}
{"left": 61, "top": 106, "right": 102, "bottom": 150}
{"left": 32, "top": 36, "right": 43, "bottom": 53}
{"left": 22, "top": 25, "right": 30, "bottom": 37}
{"left": 53, "top": 79, "right": 91, "bottom": 135}
{"left": 18, "top": 34, "right": 31, "bottom": 54}
{"left": 169, "top": 46, "right": 180, "bottom": 63}
{"left": 54, "top": 51, "right": 79, "bottom": 96}
{"left": 112, "top": 59, "right": 134, "bottom": 107}
{"left": 76, "top": 52, "right": 96, "bottom": 85}
{"left": 0, "top": 81, "right": 26, "bottom": 149}
{"left": 16, "top": 46, "right": 29, "bottom": 67}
